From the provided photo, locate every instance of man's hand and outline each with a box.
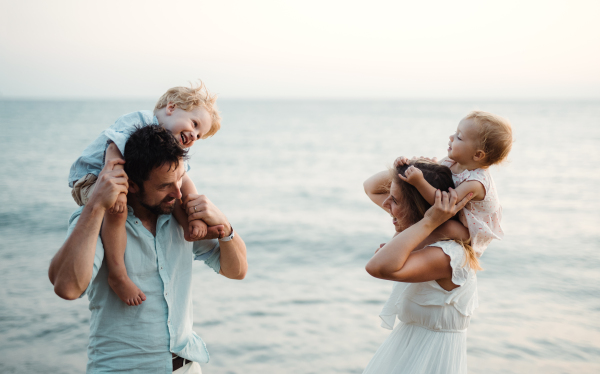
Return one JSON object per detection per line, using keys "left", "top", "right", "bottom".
{"left": 183, "top": 194, "right": 232, "bottom": 237}
{"left": 398, "top": 165, "right": 425, "bottom": 186}
{"left": 89, "top": 159, "right": 129, "bottom": 211}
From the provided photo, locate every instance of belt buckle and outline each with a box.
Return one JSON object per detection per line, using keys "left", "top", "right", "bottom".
{"left": 172, "top": 354, "right": 188, "bottom": 372}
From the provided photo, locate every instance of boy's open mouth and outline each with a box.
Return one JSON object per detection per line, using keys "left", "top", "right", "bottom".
{"left": 180, "top": 133, "right": 187, "bottom": 145}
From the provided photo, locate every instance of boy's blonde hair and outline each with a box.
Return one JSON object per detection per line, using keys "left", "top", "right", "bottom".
{"left": 465, "top": 110, "right": 513, "bottom": 167}
{"left": 155, "top": 82, "right": 221, "bottom": 139}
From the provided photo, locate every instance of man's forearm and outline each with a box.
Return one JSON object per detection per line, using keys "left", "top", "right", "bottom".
{"left": 218, "top": 231, "right": 247, "bottom": 280}
{"left": 49, "top": 202, "right": 105, "bottom": 300}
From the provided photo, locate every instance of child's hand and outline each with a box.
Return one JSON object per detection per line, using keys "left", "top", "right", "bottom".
{"left": 109, "top": 193, "right": 128, "bottom": 214}
{"left": 398, "top": 165, "right": 425, "bottom": 186}
{"left": 187, "top": 219, "right": 208, "bottom": 241}
{"left": 393, "top": 156, "right": 411, "bottom": 168}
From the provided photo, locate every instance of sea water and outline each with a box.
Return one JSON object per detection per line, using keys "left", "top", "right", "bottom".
{"left": 0, "top": 99, "right": 599, "bottom": 373}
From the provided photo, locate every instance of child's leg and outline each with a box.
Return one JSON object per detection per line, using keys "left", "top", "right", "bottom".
{"left": 173, "top": 199, "right": 207, "bottom": 241}
{"left": 101, "top": 208, "right": 146, "bottom": 306}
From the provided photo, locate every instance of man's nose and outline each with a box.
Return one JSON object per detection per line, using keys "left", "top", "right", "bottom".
{"left": 171, "top": 187, "right": 183, "bottom": 200}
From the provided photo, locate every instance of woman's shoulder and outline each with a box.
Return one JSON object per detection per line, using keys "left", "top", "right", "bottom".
{"left": 427, "top": 240, "right": 472, "bottom": 286}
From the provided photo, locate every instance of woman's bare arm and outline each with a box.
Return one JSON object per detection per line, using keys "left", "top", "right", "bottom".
{"left": 366, "top": 190, "right": 472, "bottom": 283}
{"left": 363, "top": 170, "right": 391, "bottom": 211}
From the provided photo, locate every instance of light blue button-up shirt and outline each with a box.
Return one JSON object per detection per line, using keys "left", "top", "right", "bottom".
{"left": 66, "top": 206, "right": 222, "bottom": 373}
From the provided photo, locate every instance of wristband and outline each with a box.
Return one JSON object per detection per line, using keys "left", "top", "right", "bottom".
{"left": 219, "top": 225, "right": 234, "bottom": 242}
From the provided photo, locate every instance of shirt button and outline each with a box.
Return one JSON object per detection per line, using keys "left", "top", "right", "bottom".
{"left": 165, "top": 292, "right": 168, "bottom": 296}
{"left": 168, "top": 320, "right": 171, "bottom": 324}
{"left": 160, "top": 267, "right": 163, "bottom": 270}
{"left": 135, "top": 220, "right": 139, "bottom": 224}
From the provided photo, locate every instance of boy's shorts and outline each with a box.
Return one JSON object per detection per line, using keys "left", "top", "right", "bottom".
{"left": 71, "top": 173, "right": 97, "bottom": 206}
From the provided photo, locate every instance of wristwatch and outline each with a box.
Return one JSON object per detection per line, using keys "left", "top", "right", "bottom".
{"left": 219, "top": 224, "right": 234, "bottom": 242}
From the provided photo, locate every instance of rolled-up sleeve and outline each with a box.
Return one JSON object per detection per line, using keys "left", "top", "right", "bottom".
{"left": 192, "top": 239, "right": 220, "bottom": 273}
{"left": 65, "top": 207, "right": 105, "bottom": 298}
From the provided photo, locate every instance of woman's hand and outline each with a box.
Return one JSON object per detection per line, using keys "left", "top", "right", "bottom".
{"left": 424, "top": 188, "right": 473, "bottom": 227}
{"left": 393, "top": 156, "right": 411, "bottom": 167}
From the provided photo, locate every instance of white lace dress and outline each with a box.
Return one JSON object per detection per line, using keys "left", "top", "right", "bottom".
{"left": 363, "top": 241, "right": 478, "bottom": 374}
{"left": 441, "top": 158, "right": 503, "bottom": 256}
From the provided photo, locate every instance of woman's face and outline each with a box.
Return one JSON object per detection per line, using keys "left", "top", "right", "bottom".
{"left": 382, "top": 181, "right": 409, "bottom": 232}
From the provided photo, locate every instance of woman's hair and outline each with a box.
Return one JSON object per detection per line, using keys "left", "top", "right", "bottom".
{"left": 465, "top": 110, "right": 513, "bottom": 167}
{"left": 390, "top": 160, "right": 454, "bottom": 227}
{"left": 390, "top": 159, "right": 481, "bottom": 271}
{"left": 154, "top": 81, "right": 222, "bottom": 139}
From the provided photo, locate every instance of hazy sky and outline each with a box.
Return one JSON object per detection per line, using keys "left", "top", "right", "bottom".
{"left": 1, "top": 0, "right": 599, "bottom": 99}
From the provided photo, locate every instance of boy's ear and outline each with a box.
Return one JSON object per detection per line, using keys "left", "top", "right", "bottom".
{"left": 166, "top": 101, "right": 176, "bottom": 115}
{"left": 128, "top": 180, "right": 140, "bottom": 194}
{"left": 473, "top": 150, "right": 486, "bottom": 162}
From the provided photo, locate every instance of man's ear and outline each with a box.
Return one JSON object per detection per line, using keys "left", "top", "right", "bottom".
{"left": 473, "top": 149, "right": 486, "bottom": 163}
{"left": 166, "top": 101, "right": 176, "bottom": 115}
{"left": 128, "top": 180, "right": 140, "bottom": 194}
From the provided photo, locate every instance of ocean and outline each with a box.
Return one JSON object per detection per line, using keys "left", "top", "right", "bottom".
{"left": 0, "top": 99, "right": 599, "bottom": 373}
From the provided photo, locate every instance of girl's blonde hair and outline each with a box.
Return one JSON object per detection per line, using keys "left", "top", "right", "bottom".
{"left": 465, "top": 110, "right": 513, "bottom": 167}
{"left": 154, "top": 81, "right": 221, "bottom": 139}
{"left": 392, "top": 160, "right": 481, "bottom": 271}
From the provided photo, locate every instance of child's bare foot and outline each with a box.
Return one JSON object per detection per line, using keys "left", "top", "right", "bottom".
{"left": 108, "top": 271, "right": 146, "bottom": 306}
{"left": 186, "top": 219, "right": 208, "bottom": 241}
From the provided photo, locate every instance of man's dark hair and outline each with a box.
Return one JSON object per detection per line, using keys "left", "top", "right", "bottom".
{"left": 123, "top": 125, "right": 188, "bottom": 190}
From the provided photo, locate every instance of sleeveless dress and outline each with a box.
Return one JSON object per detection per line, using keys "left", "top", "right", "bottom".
{"left": 363, "top": 241, "right": 478, "bottom": 374}
{"left": 441, "top": 158, "right": 503, "bottom": 257}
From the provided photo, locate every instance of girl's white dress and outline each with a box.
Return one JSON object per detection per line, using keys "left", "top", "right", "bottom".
{"left": 441, "top": 158, "right": 503, "bottom": 256}
{"left": 363, "top": 241, "right": 478, "bottom": 374}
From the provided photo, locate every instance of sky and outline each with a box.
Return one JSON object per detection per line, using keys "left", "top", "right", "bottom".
{"left": 1, "top": 0, "right": 599, "bottom": 99}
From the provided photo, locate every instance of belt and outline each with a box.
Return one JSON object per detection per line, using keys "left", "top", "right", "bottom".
{"left": 172, "top": 354, "right": 193, "bottom": 372}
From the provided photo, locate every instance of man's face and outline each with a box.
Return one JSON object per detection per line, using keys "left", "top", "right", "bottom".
{"left": 136, "top": 161, "right": 185, "bottom": 215}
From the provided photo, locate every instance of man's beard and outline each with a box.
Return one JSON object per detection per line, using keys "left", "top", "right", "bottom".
{"left": 137, "top": 191, "right": 177, "bottom": 215}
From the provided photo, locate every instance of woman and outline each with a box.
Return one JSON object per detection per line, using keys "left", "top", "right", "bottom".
{"left": 362, "top": 160, "right": 479, "bottom": 374}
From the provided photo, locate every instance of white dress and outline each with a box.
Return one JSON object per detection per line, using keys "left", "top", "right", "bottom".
{"left": 441, "top": 158, "right": 503, "bottom": 257}
{"left": 363, "top": 241, "right": 478, "bottom": 374}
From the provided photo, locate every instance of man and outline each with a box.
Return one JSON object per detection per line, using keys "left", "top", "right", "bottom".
{"left": 49, "top": 125, "right": 247, "bottom": 373}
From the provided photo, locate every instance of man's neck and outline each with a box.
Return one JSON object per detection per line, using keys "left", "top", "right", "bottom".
{"left": 127, "top": 195, "right": 159, "bottom": 236}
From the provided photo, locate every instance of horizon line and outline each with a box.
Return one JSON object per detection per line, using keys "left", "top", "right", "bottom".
{"left": 1, "top": 96, "right": 600, "bottom": 102}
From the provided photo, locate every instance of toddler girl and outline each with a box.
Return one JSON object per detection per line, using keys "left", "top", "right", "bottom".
{"left": 396, "top": 110, "right": 513, "bottom": 256}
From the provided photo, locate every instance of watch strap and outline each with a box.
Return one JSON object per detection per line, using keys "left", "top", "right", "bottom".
{"left": 219, "top": 225, "right": 234, "bottom": 242}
